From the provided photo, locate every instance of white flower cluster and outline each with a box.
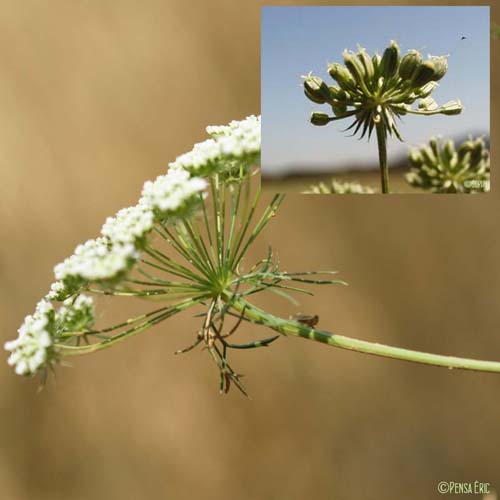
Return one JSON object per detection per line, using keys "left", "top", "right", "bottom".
{"left": 5, "top": 294, "right": 96, "bottom": 376}
{"left": 56, "top": 295, "right": 95, "bottom": 332}
{"left": 101, "top": 202, "right": 154, "bottom": 245}
{"left": 5, "top": 299, "right": 54, "bottom": 375}
{"left": 141, "top": 168, "right": 207, "bottom": 217}
{"left": 169, "top": 115, "right": 261, "bottom": 175}
{"left": 47, "top": 280, "right": 68, "bottom": 301}
{"left": 206, "top": 115, "right": 261, "bottom": 154}
{"left": 54, "top": 237, "right": 138, "bottom": 284}
{"left": 206, "top": 114, "right": 260, "bottom": 140}
{"left": 169, "top": 138, "right": 222, "bottom": 174}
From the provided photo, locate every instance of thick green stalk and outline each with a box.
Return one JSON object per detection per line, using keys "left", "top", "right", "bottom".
{"left": 226, "top": 295, "right": 500, "bottom": 373}
{"left": 375, "top": 122, "right": 390, "bottom": 194}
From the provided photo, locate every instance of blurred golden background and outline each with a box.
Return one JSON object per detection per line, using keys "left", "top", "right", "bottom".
{"left": 0, "top": 1, "right": 497, "bottom": 499}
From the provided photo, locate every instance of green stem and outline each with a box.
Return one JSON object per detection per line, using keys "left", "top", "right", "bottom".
{"left": 375, "top": 122, "right": 390, "bottom": 194}
{"left": 225, "top": 294, "right": 500, "bottom": 374}
{"left": 57, "top": 295, "right": 206, "bottom": 355}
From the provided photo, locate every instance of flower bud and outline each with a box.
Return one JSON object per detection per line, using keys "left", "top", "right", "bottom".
{"left": 329, "top": 86, "right": 348, "bottom": 101}
{"left": 411, "top": 61, "right": 436, "bottom": 88}
{"left": 310, "top": 112, "right": 330, "bottom": 126}
{"left": 442, "top": 140, "right": 456, "bottom": 164}
{"left": 418, "top": 97, "right": 438, "bottom": 111}
{"left": 379, "top": 40, "right": 400, "bottom": 78}
{"left": 331, "top": 101, "right": 347, "bottom": 116}
{"left": 440, "top": 100, "right": 462, "bottom": 115}
{"left": 421, "top": 146, "right": 437, "bottom": 166}
{"left": 303, "top": 75, "right": 331, "bottom": 104}
{"left": 357, "top": 49, "right": 374, "bottom": 81}
{"left": 398, "top": 50, "right": 422, "bottom": 80}
{"left": 328, "top": 63, "right": 356, "bottom": 91}
{"left": 429, "top": 136, "right": 440, "bottom": 158}
{"left": 409, "top": 149, "right": 424, "bottom": 166}
{"left": 429, "top": 56, "right": 448, "bottom": 81}
{"left": 415, "top": 81, "right": 438, "bottom": 98}
{"left": 458, "top": 138, "right": 485, "bottom": 165}
{"left": 457, "top": 139, "right": 475, "bottom": 161}
{"left": 343, "top": 50, "right": 366, "bottom": 86}
{"left": 469, "top": 144, "right": 485, "bottom": 166}
{"left": 304, "top": 89, "right": 324, "bottom": 104}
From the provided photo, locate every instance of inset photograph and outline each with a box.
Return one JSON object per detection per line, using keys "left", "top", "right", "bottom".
{"left": 261, "top": 6, "right": 490, "bottom": 194}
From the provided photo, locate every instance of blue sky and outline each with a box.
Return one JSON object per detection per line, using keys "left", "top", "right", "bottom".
{"left": 261, "top": 6, "right": 490, "bottom": 175}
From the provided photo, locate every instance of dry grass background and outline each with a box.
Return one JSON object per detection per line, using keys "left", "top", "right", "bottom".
{"left": 0, "top": 1, "right": 497, "bottom": 499}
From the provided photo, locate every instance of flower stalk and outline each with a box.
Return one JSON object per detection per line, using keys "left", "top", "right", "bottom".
{"left": 376, "top": 122, "right": 390, "bottom": 194}
{"left": 225, "top": 296, "right": 500, "bottom": 373}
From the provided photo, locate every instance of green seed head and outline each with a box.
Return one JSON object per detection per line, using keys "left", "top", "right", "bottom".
{"left": 442, "top": 139, "right": 456, "bottom": 164}
{"left": 398, "top": 50, "right": 422, "bottom": 80}
{"left": 411, "top": 61, "right": 436, "bottom": 88}
{"left": 429, "top": 56, "right": 448, "bottom": 81}
{"left": 303, "top": 75, "right": 331, "bottom": 104}
{"left": 327, "top": 62, "right": 356, "bottom": 91}
{"left": 458, "top": 137, "right": 487, "bottom": 165}
{"left": 329, "top": 85, "right": 348, "bottom": 101}
{"left": 303, "top": 179, "right": 375, "bottom": 194}
{"left": 310, "top": 111, "right": 330, "bottom": 126}
{"left": 343, "top": 50, "right": 367, "bottom": 86}
{"left": 331, "top": 101, "right": 347, "bottom": 116}
{"left": 379, "top": 40, "right": 400, "bottom": 78}
{"left": 440, "top": 100, "right": 463, "bottom": 115}
{"left": 409, "top": 149, "right": 424, "bottom": 166}
{"left": 303, "top": 40, "right": 461, "bottom": 143}
{"left": 357, "top": 48, "right": 375, "bottom": 82}
{"left": 406, "top": 137, "right": 489, "bottom": 193}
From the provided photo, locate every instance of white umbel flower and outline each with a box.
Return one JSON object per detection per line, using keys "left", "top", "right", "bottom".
{"left": 5, "top": 299, "right": 54, "bottom": 375}
{"left": 169, "top": 115, "right": 261, "bottom": 175}
{"left": 141, "top": 168, "right": 207, "bottom": 218}
{"left": 101, "top": 202, "right": 154, "bottom": 246}
{"left": 54, "top": 237, "right": 138, "bottom": 283}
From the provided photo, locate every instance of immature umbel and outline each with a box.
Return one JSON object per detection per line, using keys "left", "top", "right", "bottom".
{"left": 406, "top": 136, "right": 490, "bottom": 193}
{"left": 303, "top": 179, "right": 375, "bottom": 194}
{"left": 303, "top": 41, "right": 462, "bottom": 140}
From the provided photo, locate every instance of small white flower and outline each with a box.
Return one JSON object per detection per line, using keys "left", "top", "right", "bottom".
{"left": 140, "top": 168, "right": 207, "bottom": 218}
{"left": 47, "top": 281, "right": 65, "bottom": 300}
{"left": 54, "top": 237, "right": 138, "bottom": 284}
{"left": 5, "top": 299, "right": 54, "bottom": 375}
{"left": 418, "top": 97, "right": 438, "bottom": 111}
{"left": 101, "top": 202, "right": 154, "bottom": 246}
{"left": 46, "top": 280, "right": 76, "bottom": 301}
{"left": 56, "top": 294, "right": 95, "bottom": 332}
